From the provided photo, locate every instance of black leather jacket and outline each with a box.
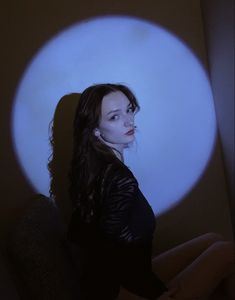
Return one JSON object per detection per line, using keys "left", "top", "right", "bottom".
{"left": 68, "top": 161, "right": 167, "bottom": 300}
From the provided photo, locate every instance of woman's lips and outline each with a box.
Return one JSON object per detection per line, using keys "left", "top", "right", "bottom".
{"left": 125, "top": 129, "right": 134, "bottom": 135}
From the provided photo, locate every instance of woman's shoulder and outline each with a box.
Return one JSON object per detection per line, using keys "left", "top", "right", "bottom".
{"left": 102, "top": 160, "right": 138, "bottom": 190}
{"left": 105, "top": 159, "right": 135, "bottom": 177}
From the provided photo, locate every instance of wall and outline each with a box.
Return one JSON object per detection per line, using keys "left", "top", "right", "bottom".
{"left": 201, "top": 0, "right": 234, "bottom": 235}
{"left": 1, "top": 0, "right": 233, "bottom": 254}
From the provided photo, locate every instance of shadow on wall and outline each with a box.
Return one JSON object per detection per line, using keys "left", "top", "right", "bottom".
{"left": 48, "top": 93, "right": 80, "bottom": 226}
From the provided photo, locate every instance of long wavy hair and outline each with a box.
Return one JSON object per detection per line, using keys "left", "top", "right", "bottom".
{"left": 69, "top": 83, "right": 140, "bottom": 222}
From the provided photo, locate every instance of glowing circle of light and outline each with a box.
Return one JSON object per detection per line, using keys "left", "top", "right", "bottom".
{"left": 12, "top": 16, "right": 216, "bottom": 215}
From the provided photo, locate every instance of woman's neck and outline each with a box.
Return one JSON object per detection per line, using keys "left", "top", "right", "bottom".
{"left": 98, "top": 136, "right": 125, "bottom": 162}
{"left": 110, "top": 147, "right": 124, "bottom": 162}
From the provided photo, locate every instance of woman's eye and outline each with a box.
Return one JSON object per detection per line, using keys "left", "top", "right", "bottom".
{"left": 127, "top": 107, "right": 134, "bottom": 114}
{"left": 110, "top": 115, "right": 119, "bottom": 121}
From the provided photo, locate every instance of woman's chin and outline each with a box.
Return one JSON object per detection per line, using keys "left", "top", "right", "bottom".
{"left": 124, "top": 137, "right": 135, "bottom": 147}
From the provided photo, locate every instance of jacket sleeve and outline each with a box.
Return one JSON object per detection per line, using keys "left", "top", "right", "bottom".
{"left": 99, "top": 164, "right": 168, "bottom": 299}
{"left": 99, "top": 164, "right": 140, "bottom": 243}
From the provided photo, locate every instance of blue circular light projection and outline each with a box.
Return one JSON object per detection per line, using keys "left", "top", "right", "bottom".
{"left": 12, "top": 16, "right": 216, "bottom": 214}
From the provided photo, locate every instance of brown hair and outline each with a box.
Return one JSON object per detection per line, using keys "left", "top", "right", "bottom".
{"left": 69, "top": 83, "right": 140, "bottom": 222}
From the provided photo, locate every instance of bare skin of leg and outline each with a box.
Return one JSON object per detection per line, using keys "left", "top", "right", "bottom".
{"left": 152, "top": 233, "right": 235, "bottom": 300}
{"left": 117, "top": 233, "right": 234, "bottom": 300}
{"left": 152, "top": 232, "right": 224, "bottom": 282}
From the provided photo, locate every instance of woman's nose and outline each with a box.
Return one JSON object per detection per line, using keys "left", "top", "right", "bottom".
{"left": 124, "top": 115, "right": 134, "bottom": 127}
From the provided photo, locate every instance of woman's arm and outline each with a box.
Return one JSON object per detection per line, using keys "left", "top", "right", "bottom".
{"left": 99, "top": 164, "right": 168, "bottom": 300}
{"left": 100, "top": 165, "right": 140, "bottom": 242}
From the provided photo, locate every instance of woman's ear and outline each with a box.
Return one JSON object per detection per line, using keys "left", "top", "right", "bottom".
{"left": 93, "top": 128, "right": 101, "bottom": 137}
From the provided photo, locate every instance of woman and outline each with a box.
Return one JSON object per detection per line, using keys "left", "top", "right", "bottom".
{"left": 67, "top": 83, "right": 234, "bottom": 300}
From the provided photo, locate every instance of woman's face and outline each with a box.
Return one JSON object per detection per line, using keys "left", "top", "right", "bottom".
{"left": 97, "top": 91, "right": 136, "bottom": 151}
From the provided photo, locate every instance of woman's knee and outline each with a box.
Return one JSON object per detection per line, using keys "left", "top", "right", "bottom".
{"left": 209, "top": 241, "right": 235, "bottom": 271}
{"left": 200, "top": 232, "right": 225, "bottom": 245}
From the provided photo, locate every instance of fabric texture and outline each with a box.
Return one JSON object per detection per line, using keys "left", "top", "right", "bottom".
{"left": 68, "top": 162, "right": 167, "bottom": 300}
{"left": 7, "top": 194, "right": 81, "bottom": 300}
